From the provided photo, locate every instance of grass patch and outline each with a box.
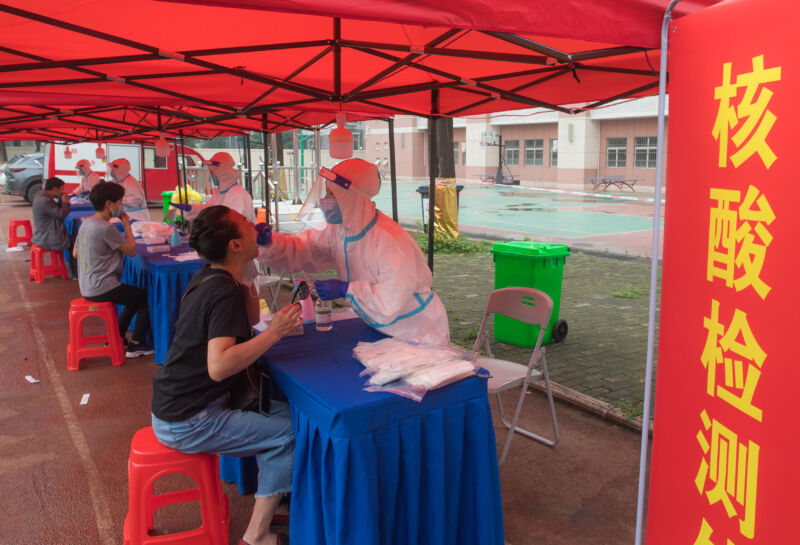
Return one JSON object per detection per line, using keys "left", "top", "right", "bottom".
{"left": 610, "top": 286, "right": 647, "bottom": 298}
{"left": 415, "top": 227, "right": 492, "bottom": 255}
{"left": 611, "top": 399, "right": 644, "bottom": 421}
{"left": 452, "top": 326, "right": 479, "bottom": 345}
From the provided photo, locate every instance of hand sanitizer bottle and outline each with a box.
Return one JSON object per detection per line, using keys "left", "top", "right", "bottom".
{"left": 169, "top": 227, "right": 181, "bottom": 254}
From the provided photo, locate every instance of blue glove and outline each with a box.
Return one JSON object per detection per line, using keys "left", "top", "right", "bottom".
{"left": 169, "top": 202, "right": 192, "bottom": 212}
{"left": 314, "top": 279, "right": 349, "bottom": 300}
{"left": 79, "top": 190, "right": 90, "bottom": 197}
{"left": 254, "top": 223, "right": 272, "bottom": 246}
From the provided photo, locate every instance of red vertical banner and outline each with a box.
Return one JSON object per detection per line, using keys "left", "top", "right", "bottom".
{"left": 647, "top": 0, "right": 800, "bottom": 543}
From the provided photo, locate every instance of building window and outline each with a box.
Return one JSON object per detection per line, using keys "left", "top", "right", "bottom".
{"left": 144, "top": 147, "right": 167, "bottom": 169}
{"left": 347, "top": 122, "right": 365, "bottom": 150}
{"left": 606, "top": 137, "right": 627, "bottom": 168}
{"left": 524, "top": 139, "right": 544, "bottom": 166}
{"left": 461, "top": 141, "right": 466, "bottom": 166}
{"left": 504, "top": 139, "right": 519, "bottom": 166}
{"left": 383, "top": 142, "right": 389, "bottom": 150}
{"left": 375, "top": 142, "right": 381, "bottom": 150}
{"left": 549, "top": 139, "right": 558, "bottom": 167}
{"left": 634, "top": 136, "right": 658, "bottom": 169}
{"left": 453, "top": 142, "right": 459, "bottom": 165}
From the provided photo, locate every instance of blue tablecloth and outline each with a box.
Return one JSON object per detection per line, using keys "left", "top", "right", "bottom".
{"left": 220, "top": 318, "right": 504, "bottom": 545}
{"left": 64, "top": 210, "right": 125, "bottom": 236}
{"left": 68, "top": 201, "right": 94, "bottom": 212}
{"left": 121, "top": 243, "right": 205, "bottom": 364}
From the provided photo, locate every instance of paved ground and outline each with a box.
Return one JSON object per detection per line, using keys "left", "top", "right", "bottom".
{"left": 0, "top": 191, "right": 653, "bottom": 544}
{"left": 434, "top": 250, "right": 658, "bottom": 417}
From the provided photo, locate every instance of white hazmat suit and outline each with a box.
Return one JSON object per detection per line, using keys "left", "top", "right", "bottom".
{"left": 109, "top": 158, "right": 149, "bottom": 222}
{"left": 203, "top": 166, "right": 255, "bottom": 223}
{"left": 178, "top": 152, "right": 255, "bottom": 223}
{"left": 258, "top": 158, "right": 450, "bottom": 346}
{"left": 72, "top": 159, "right": 101, "bottom": 196}
{"left": 177, "top": 152, "right": 258, "bottom": 285}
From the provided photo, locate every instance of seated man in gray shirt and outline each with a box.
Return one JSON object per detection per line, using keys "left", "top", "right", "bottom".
{"left": 31, "top": 177, "right": 74, "bottom": 274}
{"left": 74, "top": 182, "right": 154, "bottom": 358}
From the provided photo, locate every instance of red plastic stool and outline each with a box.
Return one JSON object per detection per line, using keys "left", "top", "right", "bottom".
{"left": 67, "top": 298, "right": 125, "bottom": 371}
{"left": 8, "top": 219, "right": 32, "bottom": 248}
{"left": 29, "top": 244, "right": 69, "bottom": 283}
{"left": 124, "top": 427, "right": 230, "bottom": 545}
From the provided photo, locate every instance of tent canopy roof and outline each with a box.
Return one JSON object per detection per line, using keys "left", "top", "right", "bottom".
{"left": 0, "top": 0, "right": 721, "bottom": 142}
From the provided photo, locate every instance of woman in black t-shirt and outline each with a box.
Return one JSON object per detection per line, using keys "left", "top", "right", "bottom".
{"left": 152, "top": 206, "right": 302, "bottom": 545}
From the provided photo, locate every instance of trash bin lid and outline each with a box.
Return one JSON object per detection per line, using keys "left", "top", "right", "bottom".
{"left": 490, "top": 240, "right": 570, "bottom": 258}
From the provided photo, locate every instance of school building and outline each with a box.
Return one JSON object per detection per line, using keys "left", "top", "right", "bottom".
{"left": 363, "top": 96, "right": 669, "bottom": 194}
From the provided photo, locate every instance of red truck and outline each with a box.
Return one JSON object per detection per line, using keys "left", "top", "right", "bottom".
{"left": 42, "top": 141, "right": 205, "bottom": 201}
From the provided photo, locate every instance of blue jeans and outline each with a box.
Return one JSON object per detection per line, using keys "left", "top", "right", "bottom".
{"left": 152, "top": 394, "right": 294, "bottom": 498}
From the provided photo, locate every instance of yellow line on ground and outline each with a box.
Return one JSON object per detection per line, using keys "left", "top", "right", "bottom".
{"left": 11, "top": 266, "right": 116, "bottom": 545}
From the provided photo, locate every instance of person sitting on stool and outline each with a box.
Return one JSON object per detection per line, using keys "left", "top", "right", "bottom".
{"left": 152, "top": 206, "right": 301, "bottom": 545}
{"left": 74, "top": 182, "right": 154, "bottom": 358}
{"left": 31, "top": 176, "right": 74, "bottom": 275}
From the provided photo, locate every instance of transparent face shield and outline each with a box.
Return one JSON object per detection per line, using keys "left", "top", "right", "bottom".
{"left": 203, "top": 158, "right": 224, "bottom": 189}
{"left": 298, "top": 167, "right": 352, "bottom": 229}
{"left": 199, "top": 163, "right": 216, "bottom": 192}
{"left": 107, "top": 164, "right": 119, "bottom": 182}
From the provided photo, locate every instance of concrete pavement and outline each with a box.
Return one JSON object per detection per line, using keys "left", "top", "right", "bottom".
{"left": 0, "top": 191, "right": 652, "bottom": 544}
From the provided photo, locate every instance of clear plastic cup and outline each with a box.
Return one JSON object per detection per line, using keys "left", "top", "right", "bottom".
{"left": 314, "top": 299, "right": 333, "bottom": 331}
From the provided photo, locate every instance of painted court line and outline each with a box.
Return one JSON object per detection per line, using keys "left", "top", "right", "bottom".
{"left": 514, "top": 186, "right": 666, "bottom": 204}
{"left": 11, "top": 266, "right": 115, "bottom": 545}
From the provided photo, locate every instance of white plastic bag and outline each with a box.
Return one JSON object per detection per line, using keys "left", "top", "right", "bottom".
{"left": 353, "top": 338, "right": 478, "bottom": 401}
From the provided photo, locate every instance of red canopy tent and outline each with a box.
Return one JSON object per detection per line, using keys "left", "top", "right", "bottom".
{"left": 0, "top": 0, "right": 720, "bottom": 140}
{"left": 0, "top": 2, "right": 727, "bottom": 544}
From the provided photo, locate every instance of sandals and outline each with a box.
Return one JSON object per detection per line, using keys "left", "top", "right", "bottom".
{"left": 238, "top": 533, "right": 289, "bottom": 545}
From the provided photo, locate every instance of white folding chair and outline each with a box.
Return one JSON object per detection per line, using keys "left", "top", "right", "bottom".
{"left": 255, "top": 269, "right": 294, "bottom": 312}
{"left": 473, "top": 287, "right": 559, "bottom": 466}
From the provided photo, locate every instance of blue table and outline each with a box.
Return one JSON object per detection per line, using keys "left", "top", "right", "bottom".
{"left": 64, "top": 209, "right": 125, "bottom": 236}
{"left": 220, "top": 319, "right": 504, "bottom": 545}
{"left": 68, "top": 201, "right": 94, "bottom": 212}
{"left": 121, "top": 243, "right": 205, "bottom": 364}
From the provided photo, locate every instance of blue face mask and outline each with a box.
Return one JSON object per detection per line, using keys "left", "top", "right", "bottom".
{"left": 111, "top": 207, "right": 122, "bottom": 218}
{"left": 319, "top": 197, "right": 342, "bottom": 224}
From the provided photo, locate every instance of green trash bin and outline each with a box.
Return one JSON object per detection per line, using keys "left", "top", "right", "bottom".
{"left": 161, "top": 191, "right": 174, "bottom": 223}
{"left": 490, "top": 240, "right": 570, "bottom": 346}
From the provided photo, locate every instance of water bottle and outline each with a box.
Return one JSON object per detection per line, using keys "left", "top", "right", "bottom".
{"left": 314, "top": 299, "right": 333, "bottom": 331}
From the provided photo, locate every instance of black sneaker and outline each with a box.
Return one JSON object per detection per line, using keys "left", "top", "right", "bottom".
{"left": 125, "top": 342, "right": 154, "bottom": 358}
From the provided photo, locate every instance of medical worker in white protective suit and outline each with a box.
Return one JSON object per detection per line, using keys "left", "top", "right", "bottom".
{"left": 169, "top": 152, "right": 255, "bottom": 223}
{"left": 71, "top": 159, "right": 101, "bottom": 196}
{"left": 255, "top": 158, "right": 450, "bottom": 346}
{"left": 108, "top": 158, "right": 150, "bottom": 222}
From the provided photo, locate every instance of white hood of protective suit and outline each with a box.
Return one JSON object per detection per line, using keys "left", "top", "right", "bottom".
{"left": 212, "top": 165, "right": 238, "bottom": 192}
{"left": 328, "top": 159, "right": 380, "bottom": 235}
